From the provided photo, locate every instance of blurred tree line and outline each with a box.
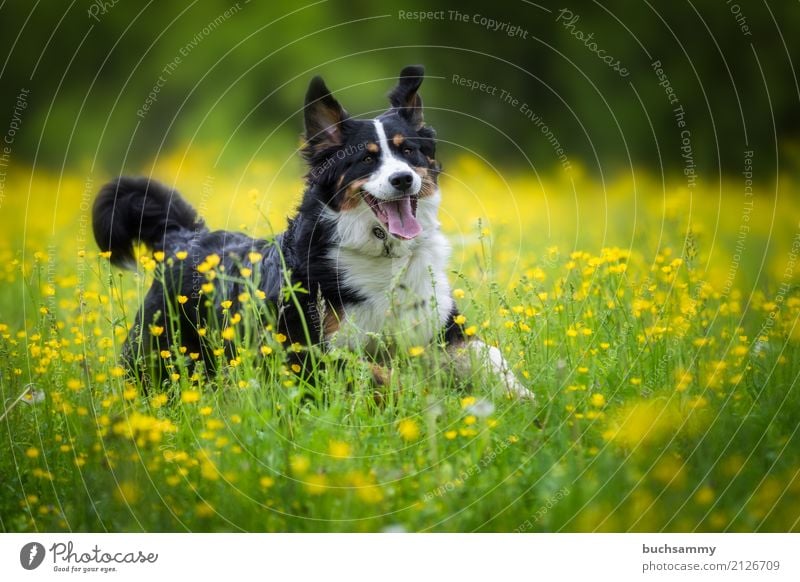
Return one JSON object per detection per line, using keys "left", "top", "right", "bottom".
{"left": 0, "top": 0, "right": 797, "bottom": 180}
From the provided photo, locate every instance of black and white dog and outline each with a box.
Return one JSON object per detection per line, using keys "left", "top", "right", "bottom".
{"left": 93, "top": 65, "right": 532, "bottom": 399}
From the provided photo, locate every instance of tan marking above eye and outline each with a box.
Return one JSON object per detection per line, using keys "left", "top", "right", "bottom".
{"left": 366, "top": 142, "right": 379, "bottom": 153}
{"left": 392, "top": 134, "right": 405, "bottom": 146}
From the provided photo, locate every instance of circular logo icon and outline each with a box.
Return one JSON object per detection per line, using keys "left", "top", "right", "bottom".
{"left": 20, "top": 542, "right": 46, "bottom": 570}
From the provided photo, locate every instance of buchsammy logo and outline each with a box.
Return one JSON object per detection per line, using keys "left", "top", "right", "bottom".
{"left": 20, "top": 542, "right": 46, "bottom": 570}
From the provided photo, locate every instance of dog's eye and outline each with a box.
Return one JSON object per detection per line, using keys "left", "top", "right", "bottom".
{"left": 363, "top": 155, "right": 374, "bottom": 164}
{"left": 402, "top": 147, "right": 413, "bottom": 156}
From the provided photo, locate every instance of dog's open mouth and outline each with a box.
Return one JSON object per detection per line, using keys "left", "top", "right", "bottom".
{"left": 363, "top": 193, "right": 421, "bottom": 240}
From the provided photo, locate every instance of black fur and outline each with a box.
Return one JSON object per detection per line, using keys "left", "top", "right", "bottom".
{"left": 93, "top": 177, "right": 204, "bottom": 269}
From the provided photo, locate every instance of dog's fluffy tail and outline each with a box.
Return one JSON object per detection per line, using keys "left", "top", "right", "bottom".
{"left": 93, "top": 177, "right": 204, "bottom": 269}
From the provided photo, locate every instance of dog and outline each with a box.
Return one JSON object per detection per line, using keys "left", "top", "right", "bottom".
{"left": 92, "top": 65, "right": 532, "bottom": 400}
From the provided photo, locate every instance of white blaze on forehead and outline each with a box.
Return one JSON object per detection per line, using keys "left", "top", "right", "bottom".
{"left": 362, "top": 119, "right": 421, "bottom": 200}
{"left": 373, "top": 119, "right": 392, "bottom": 152}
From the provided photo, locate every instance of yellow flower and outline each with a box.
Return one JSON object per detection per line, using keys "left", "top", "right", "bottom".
{"left": 453, "top": 288, "right": 465, "bottom": 299}
{"left": 397, "top": 419, "right": 420, "bottom": 441}
{"left": 25, "top": 447, "right": 40, "bottom": 459}
{"left": 260, "top": 345, "right": 273, "bottom": 356}
{"left": 196, "top": 501, "right": 215, "bottom": 517}
{"left": 248, "top": 251, "right": 263, "bottom": 263}
{"left": 275, "top": 333, "right": 287, "bottom": 343}
{"left": 220, "top": 300, "right": 233, "bottom": 309}
{"left": 175, "top": 250, "right": 188, "bottom": 260}
{"left": 177, "top": 295, "right": 188, "bottom": 304}
{"left": 197, "top": 328, "right": 207, "bottom": 337}
{"left": 199, "top": 406, "right": 212, "bottom": 416}
{"left": 160, "top": 350, "right": 171, "bottom": 359}
{"left": 464, "top": 325, "right": 477, "bottom": 337}
{"left": 99, "top": 251, "right": 112, "bottom": 259}
{"left": 304, "top": 473, "right": 328, "bottom": 495}
{"left": 408, "top": 346, "right": 425, "bottom": 357}
{"left": 290, "top": 454, "right": 310, "bottom": 474}
{"left": 153, "top": 251, "right": 165, "bottom": 262}
{"left": 328, "top": 440, "right": 352, "bottom": 459}
{"left": 201, "top": 283, "right": 214, "bottom": 294}
{"left": 453, "top": 314, "right": 466, "bottom": 325}
{"left": 590, "top": 393, "right": 606, "bottom": 407}
{"left": 444, "top": 430, "right": 457, "bottom": 440}
{"left": 149, "top": 325, "right": 164, "bottom": 337}
{"left": 259, "top": 476, "right": 275, "bottom": 489}
{"left": 181, "top": 390, "right": 200, "bottom": 404}
{"left": 151, "top": 394, "right": 168, "bottom": 408}
{"left": 460, "top": 396, "right": 476, "bottom": 408}
{"left": 695, "top": 486, "right": 715, "bottom": 505}
{"left": 239, "top": 268, "right": 252, "bottom": 278}
{"left": 221, "top": 327, "right": 235, "bottom": 341}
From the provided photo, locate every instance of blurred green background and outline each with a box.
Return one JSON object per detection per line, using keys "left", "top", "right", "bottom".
{"left": 0, "top": 0, "right": 797, "bottom": 178}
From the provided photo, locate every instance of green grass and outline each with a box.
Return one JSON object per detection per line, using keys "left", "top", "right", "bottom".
{"left": 2, "top": 234, "right": 799, "bottom": 533}
{"left": 1, "top": 160, "right": 800, "bottom": 532}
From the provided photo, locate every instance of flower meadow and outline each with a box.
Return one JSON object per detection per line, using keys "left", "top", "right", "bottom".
{"left": 1, "top": 151, "right": 799, "bottom": 532}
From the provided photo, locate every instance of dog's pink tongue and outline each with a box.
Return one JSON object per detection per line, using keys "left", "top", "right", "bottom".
{"left": 382, "top": 196, "right": 421, "bottom": 239}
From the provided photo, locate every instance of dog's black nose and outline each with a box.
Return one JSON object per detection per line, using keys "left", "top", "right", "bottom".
{"left": 389, "top": 171, "right": 414, "bottom": 191}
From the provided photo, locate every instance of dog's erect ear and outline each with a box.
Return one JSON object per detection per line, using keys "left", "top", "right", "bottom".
{"left": 388, "top": 64, "right": 425, "bottom": 128}
{"left": 304, "top": 76, "right": 348, "bottom": 149}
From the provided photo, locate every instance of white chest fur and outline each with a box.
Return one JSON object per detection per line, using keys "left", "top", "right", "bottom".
{"left": 324, "top": 190, "right": 453, "bottom": 353}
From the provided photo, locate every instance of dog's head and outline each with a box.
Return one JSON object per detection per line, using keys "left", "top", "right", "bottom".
{"left": 302, "top": 65, "right": 440, "bottom": 242}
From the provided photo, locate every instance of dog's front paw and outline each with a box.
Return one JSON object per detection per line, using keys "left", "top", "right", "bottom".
{"left": 469, "top": 341, "right": 534, "bottom": 401}
{"left": 502, "top": 372, "right": 535, "bottom": 400}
